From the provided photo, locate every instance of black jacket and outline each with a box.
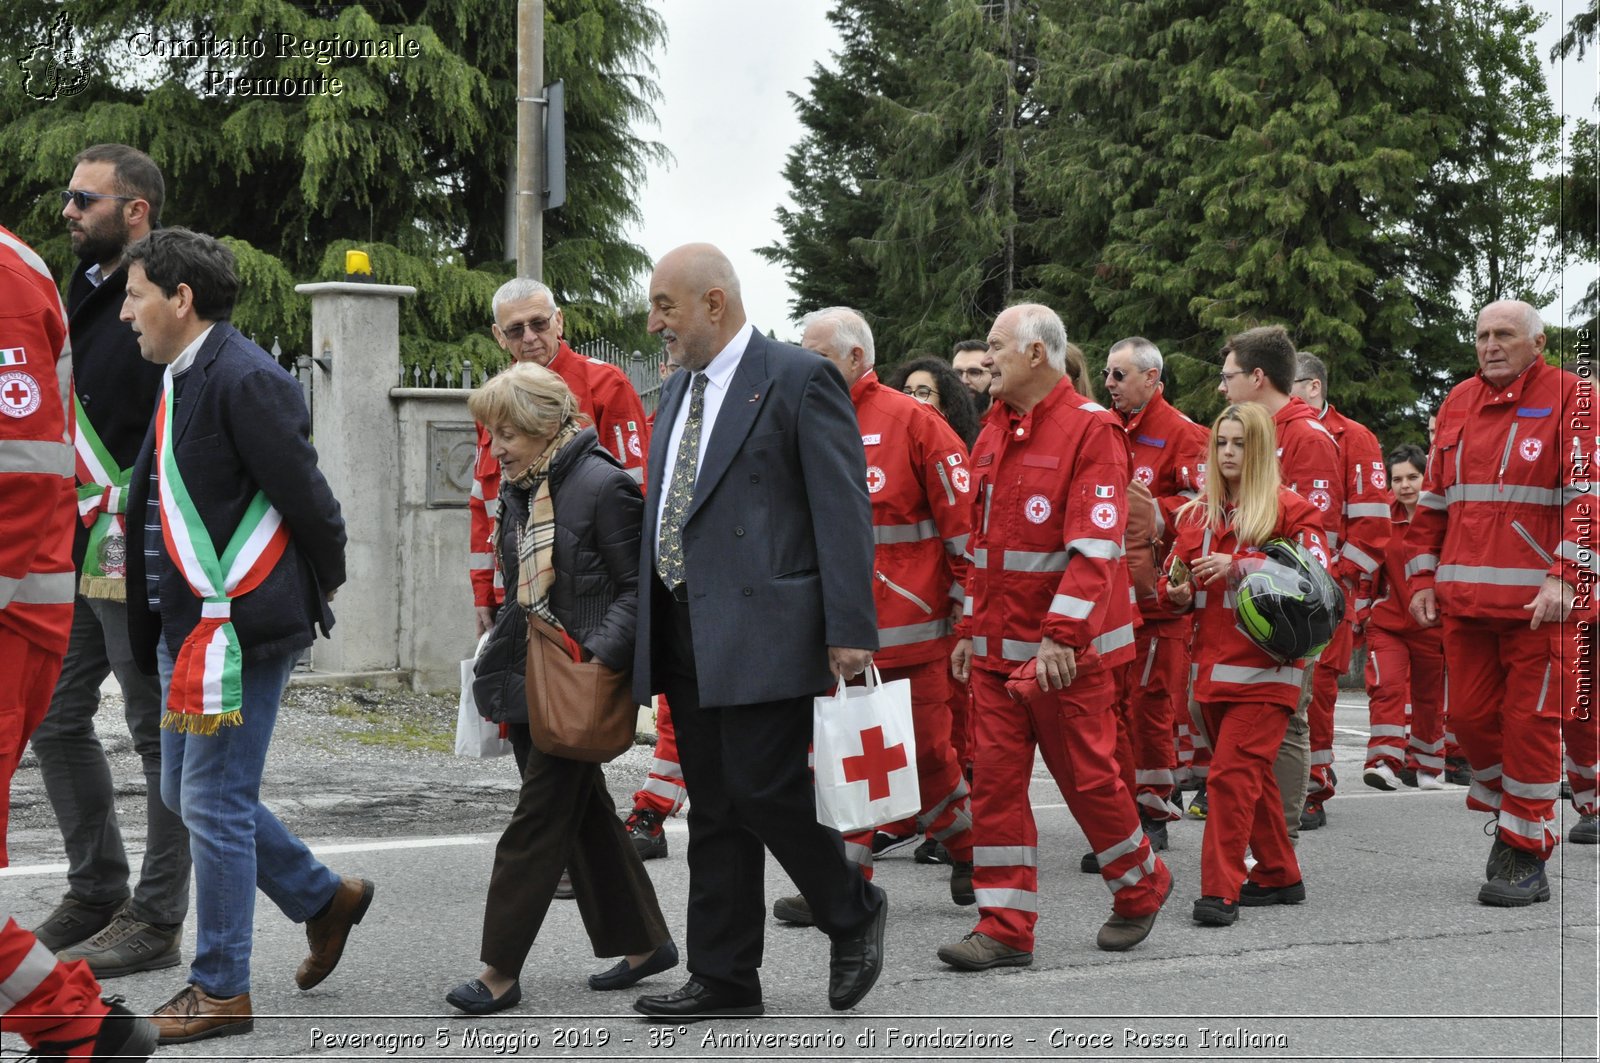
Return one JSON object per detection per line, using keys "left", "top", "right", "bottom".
{"left": 66, "top": 261, "right": 167, "bottom": 573}
{"left": 473, "top": 426, "right": 641, "bottom": 722}
{"left": 126, "top": 323, "right": 346, "bottom": 670}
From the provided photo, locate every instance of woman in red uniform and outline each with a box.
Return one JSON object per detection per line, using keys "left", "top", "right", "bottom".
{"left": 1161, "top": 404, "right": 1331, "bottom": 926}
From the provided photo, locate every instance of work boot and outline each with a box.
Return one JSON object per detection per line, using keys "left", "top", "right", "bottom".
{"left": 1484, "top": 834, "right": 1515, "bottom": 880}
{"left": 936, "top": 931, "right": 1032, "bottom": 970}
{"left": 1571, "top": 813, "right": 1600, "bottom": 845}
{"left": 1299, "top": 798, "right": 1327, "bottom": 831}
{"left": 772, "top": 893, "right": 814, "bottom": 926}
{"left": 1399, "top": 767, "right": 1419, "bottom": 788}
{"left": 949, "top": 861, "right": 975, "bottom": 906}
{"left": 30, "top": 997, "right": 157, "bottom": 1063}
{"left": 1141, "top": 815, "right": 1170, "bottom": 851}
{"left": 295, "top": 876, "right": 375, "bottom": 990}
{"left": 1478, "top": 845, "right": 1551, "bottom": 907}
{"left": 1079, "top": 850, "right": 1099, "bottom": 874}
{"left": 1238, "top": 879, "right": 1307, "bottom": 906}
{"left": 1096, "top": 873, "right": 1172, "bottom": 951}
{"left": 624, "top": 807, "right": 668, "bottom": 861}
{"left": 56, "top": 908, "right": 182, "bottom": 979}
{"left": 1445, "top": 758, "right": 1472, "bottom": 786}
{"left": 1186, "top": 784, "right": 1209, "bottom": 820}
{"left": 31, "top": 895, "right": 123, "bottom": 953}
{"left": 913, "top": 837, "right": 952, "bottom": 865}
{"left": 151, "top": 984, "right": 254, "bottom": 1045}
{"left": 1192, "top": 896, "right": 1239, "bottom": 926}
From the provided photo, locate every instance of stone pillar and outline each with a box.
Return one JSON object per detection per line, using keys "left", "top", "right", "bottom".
{"left": 295, "top": 281, "right": 416, "bottom": 677}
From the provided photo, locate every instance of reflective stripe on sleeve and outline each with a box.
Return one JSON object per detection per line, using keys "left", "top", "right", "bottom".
{"left": 0, "top": 569, "right": 75, "bottom": 606}
{"left": 1093, "top": 622, "right": 1136, "bottom": 658}
{"left": 873, "top": 519, "right": 938, "bottom": 545}
{"left": 1557, "top": 540, "right": 1600, "bottom": 575}
{"left": 1004, "top": 549, "right": 1070, "bottom": 572}
{"left": 1063, "top": 538, "right": 1123, "bottom": 561}
{"left": 877, "top": 619, "right": 949, "bottom": 647}
{"left": 1444, "top": 483, "right": 1563, "bottom": 507}
{"left": 1048, "top": 593, "right": 1094, "bottom": 620}
{"left": 1345, "top": 502, "right": 1392, "bottom": 519}
{"left": 1405, "top": 554, "right": 1438, "bottom": 578}
{"left": 1209, "top": 663, "right": 1305, "bottom": 687}
{"left": 0, "top": 439, "right": 74, "bottom": 476}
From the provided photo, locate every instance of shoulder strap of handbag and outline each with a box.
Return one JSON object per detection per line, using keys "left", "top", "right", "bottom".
{"left": 154, "top": 368, "right": 291, "bottom": 733}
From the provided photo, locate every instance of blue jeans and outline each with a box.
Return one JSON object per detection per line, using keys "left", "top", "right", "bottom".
{"left": 158, "top": 640, "right": 340, "bottom": 996}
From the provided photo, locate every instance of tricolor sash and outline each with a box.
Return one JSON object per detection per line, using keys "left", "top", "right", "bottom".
{"left": 73, "top": 394, "right": 132, "bottom": 597}
{"left": 155, "top": 369, "right": 290, "bottom": 733}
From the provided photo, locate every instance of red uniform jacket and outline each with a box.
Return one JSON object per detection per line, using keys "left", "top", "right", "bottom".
{"left": 1122, "top": 389, "right": 1209, "bottom": 625}
{"left": 961, "top": 377, "right": 1136, "bottom": 677}
{"left": 1318, "top": 403, "right": 1391, "bottom": 619}
{"left": 0, "top": 225, "right": 76, "bottom": 654}
{"left": 470, "top": 342, "right": 650, "bottom": 608}
{"left": 1159, "top": 488, "right": 1331, "bottom": 708}
{"left": 1405, "top": 357, "right": 1595, "bottom": 621}
{"left": 1368, "top": 499, "right": 1439, "bottom": 641}
{"left": 852, "top": 372, "right": 972, "bottom": 667}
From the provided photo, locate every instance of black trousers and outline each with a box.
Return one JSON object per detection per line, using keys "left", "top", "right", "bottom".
{"left": 660, "top": 593, "right": 880, "bottom": 999}
{"left": 479, "top": 725, "right": 670, "bottom": 977}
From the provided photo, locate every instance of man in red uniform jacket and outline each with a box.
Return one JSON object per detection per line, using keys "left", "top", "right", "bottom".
{"left": 1291, "top": 353, "right": 1393, "bottom": 793}
{"left": 1219, "top": 326, "right": 1344, "bottom": 836}
{"left": 940, "top": 304, "right": 1172, "bottom": 971}
{"left": 1406, "top": 300, "right": 1593, "bottom": 904}
{"left": 1103, "top": 337, "right": 1209, "bottom": 845}
{"left": 0, "top": 224, "right": 155, "bottom": 1061}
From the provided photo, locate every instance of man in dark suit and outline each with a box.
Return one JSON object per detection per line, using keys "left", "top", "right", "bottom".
{"left": 119, "top": 229, "right": 371, "bottom": 1045}
{"left": 631, "top": 244, "right": 887, "bottom": 1019}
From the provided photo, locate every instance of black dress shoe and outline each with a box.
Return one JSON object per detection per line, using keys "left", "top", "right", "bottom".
{"left": 828, "top": 886, "right": 887, "bottom": 1011}
{"left": 633, "top": 979, "right": 763, "bottom": 1021}
{"left": 445, "top": 978, "right": 522, "bottom": 1015}
{"left": 588, "top": 941, "right": 679, "bottom": 991}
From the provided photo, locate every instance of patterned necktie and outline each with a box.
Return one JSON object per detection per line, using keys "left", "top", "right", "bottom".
{"left": 656, "top": 372, "right": 708, "bottom": 590}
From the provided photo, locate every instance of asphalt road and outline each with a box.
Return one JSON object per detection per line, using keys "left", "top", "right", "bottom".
{"left": 4, "top": 689, "right": 1596, "bottom": 1062}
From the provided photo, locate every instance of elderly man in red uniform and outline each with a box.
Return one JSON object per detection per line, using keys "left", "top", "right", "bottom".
{"left": 1291, "top": 353, "right": 1393, "bottom": 791}
{"left": 1406, "top": 299, "right": 1593, "bottom": 904}
{"left": 1219, "top": 325, "right": 1344, "bottom": 836}
{"left": 939, "top": 304, "right": 1172, "bottom": 971}
{"left": 769, "top": 306, "right": 976, "bottom": 920}
{"left": 1101, "top": 337, "right": 1209, "bottom": 850}
{"left": 0, "top": 224, "right": 155, "bottom": 1061}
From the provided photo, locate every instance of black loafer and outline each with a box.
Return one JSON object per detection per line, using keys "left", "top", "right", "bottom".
{"left": 633, "top": 979, "right": 763, "bottom": 1021}
{"left": 588, "top": 941, "right": 679, "bottom": 991}
{"left": 445, "top": 978, "right": 521, "bottom": 1015}
{"left": 828, "top": 885, "right": 887, "bottom": 1011}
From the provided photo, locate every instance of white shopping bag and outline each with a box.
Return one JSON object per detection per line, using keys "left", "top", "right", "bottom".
{"left": 813, "top": 665, "right": 919, "bottom": 833}
{"left": 455, "top": 633, "right": 511, "bottom": 759}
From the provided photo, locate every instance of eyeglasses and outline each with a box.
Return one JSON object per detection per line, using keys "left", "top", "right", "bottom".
{"left": 903, "top": 385, "right": 939, "bottom": 402}
{"left": 1293, "top": 377, "right": 1315, "bottom": 384}
{"left": 60, "top": 189, "right": 134, "bottom": 211}
{"left": 956, "top": 367, "right": 991, "bottom": 379}
{"left": 1218, "top": 369, "right": 1247, "bottom": 384}
{"left": 499, "top": 317, "right": 554, "bottom": 342}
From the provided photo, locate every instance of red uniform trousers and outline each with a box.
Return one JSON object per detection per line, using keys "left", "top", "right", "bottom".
{"left": 2, "top": 632, "right": 107, "bottom": 1051}
{"left": 1363, "top": 625, "right": 1446, "bottom": 776}
{"left": 843, "top": 659, "right": 974, "bottom": 875}
{"left": 1174, "top": 711, "right": 1211, "bottom": 786}
{"left": 1198, "top": 701, "right": 1301, "bottom": 902}
{"left": 631, "top": 694, "right": 687, "bottom": 817}
{"left": 968, "top": 667, "right": 1170, "bottom": 951}
{"left": 946, "top": 637, "right": 974, "bottom": 773}
{"left": 1444, "top": 617, "right": 1569, "bottom": 855}
{"left": 1306, "top": 618, "right": 1352, "bottom": 803}
{"left": 1115, "top": 624, "right": 1187, "bottom": 820}
{"left": 1564, "top": 620, "right": 1598, "bottom": 816}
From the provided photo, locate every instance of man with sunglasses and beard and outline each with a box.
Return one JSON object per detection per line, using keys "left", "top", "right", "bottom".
{"left": 29, "top": 144, "right": 192, "bottom": 981}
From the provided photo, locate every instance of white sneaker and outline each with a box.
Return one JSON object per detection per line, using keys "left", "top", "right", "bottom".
{"left": 1363, "top": 763, "right": 1401, "bottom": 791}
{"left": 1417, "top": 773, "right": 1446, "bottom": 790}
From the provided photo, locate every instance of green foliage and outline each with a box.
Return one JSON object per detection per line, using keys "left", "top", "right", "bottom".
{"left": 0, "top": 0, "right": 665, "bottom": 376}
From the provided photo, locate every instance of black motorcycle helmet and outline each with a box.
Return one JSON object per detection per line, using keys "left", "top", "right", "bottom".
{"left": 1229, "top": 538, "right": 1344, "bottom": 663}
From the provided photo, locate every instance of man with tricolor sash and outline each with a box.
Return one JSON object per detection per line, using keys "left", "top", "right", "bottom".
{"left": 119, "top": 228, "right": 371, "bottom": 1046}
{"left": 28, "top": 144, "right": 192, "bottom": 983}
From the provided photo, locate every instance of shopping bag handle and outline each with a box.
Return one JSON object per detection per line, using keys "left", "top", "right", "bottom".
{"left": 830, "top": 662, "right": 884, "bottom": 704}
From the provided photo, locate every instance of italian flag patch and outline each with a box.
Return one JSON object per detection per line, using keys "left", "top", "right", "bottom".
{"left": 0, "top": 347, "right": 25, "bottom": 367}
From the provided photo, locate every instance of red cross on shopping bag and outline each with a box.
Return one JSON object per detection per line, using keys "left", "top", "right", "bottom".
{"left": 841, "top": 725, "right": 908, "bottom": 801}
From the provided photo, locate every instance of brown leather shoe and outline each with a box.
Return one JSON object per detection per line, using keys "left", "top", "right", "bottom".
{"left": 295, "top": 877, "right": 375, "bottom": 989}
{"left": 151, "top": 983, "right": 254, "bottom": 1044}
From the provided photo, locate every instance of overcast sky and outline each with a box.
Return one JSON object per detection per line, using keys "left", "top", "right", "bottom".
{"left": 626, "top": 1, "right": 1598, "bottom": 341}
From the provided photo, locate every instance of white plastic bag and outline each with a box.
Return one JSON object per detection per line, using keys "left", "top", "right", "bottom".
{"left": 813, "top": 665, "right": 919, "bottom": 833}
{"left": 456, "top": 633, "right": 511, "bottom": 759}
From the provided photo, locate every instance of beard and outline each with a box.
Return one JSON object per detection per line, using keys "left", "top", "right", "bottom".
{"left": 970, "top": 388, "right": 992, "bottom": 415}
{"left": 70, "top": 214, "right": 130, "bottom": 267}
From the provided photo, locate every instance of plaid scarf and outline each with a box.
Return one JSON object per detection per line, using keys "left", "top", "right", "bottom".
{"left": 514, "top": 421, "right": 581, "bottom": 628}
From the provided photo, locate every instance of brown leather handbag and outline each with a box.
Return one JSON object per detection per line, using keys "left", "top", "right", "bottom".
{"left": 523, "top": 615, "right": 637, "bottom": 762}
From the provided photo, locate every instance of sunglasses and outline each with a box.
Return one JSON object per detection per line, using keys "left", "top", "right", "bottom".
{"left": 60, "top": 189, "right": 134, "bottom": 211}
{"left": 1104, "top": 367, "right": 1128, "bottom": 382}
{"left": 499, "top": 317, "right": 554, "bottom": 341}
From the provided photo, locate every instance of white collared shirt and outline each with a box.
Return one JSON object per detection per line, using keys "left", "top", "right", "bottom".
{"left": 655, "top": 321, "right": 755, "bottom": 564}
{"left": 85, "top": 263, "right": 104, "bottom": 288}
{"left": 170, "top": 325, "right": 215, "bottom": 377}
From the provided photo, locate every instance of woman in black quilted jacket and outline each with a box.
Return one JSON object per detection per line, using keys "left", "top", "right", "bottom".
{"left": 446, "top": 363, "right": 677, "bottom": 1015}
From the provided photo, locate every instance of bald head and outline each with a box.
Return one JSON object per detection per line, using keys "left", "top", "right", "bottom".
{"left": 648, "top": 243, "right": 747, "bottom": 371}
{"left": 1475, "top": 299, "right": 1546, "bottom": 388}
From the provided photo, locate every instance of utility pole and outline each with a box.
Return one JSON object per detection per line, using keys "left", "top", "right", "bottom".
{"left": 515, "top": 0, "right": 544, "bottom": 280}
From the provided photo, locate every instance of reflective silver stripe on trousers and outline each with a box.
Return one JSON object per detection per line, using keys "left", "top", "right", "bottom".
{"left": 1005, "top": 549, "right": 1070, "bottom": 572}
{"left": 1310, "top": 749, "right": 1335, "bottom": 766}
{"left": 1345, "top": 502, "right": 1393, "bottom": 519}
{"left": 1370, "top": 724, "right": 1407, "bottom": 738}
{"left": 877, "top": 619, "right": 950, "bottom": 647}
{"left": 973, "top": 845, "right": 1037, "bottom": 867}
{"left": 0, "top": 439, "right": 73, "bottom": 476}
{"left": 1370, "top": 745, "right": 1407, "bottom": 760}
{"left": 1209, "top": 663, "right": 1305, "bottom": 686}
{"left": 1497, "top": 810, "right": 1551, "bottom": 843}
{"left": 0, "top": 570, "right": 75, "bottom": 607}
{"left": 1501, "top": 772, "right": 1561, "bottom": 800}
{"left": 1469, "top": 780, "right": 1501, "bottom": 808}
{"left": 1436, "top": 564, "right": 1546, "bottom": 587}
{"left": 874, "top": 519, "right": 939, "bottom": 545}
{"left": 1094, "top": 824, "right": 1143, "bottom": 865}
{"left": 1556, "top": 539, "right": 1600, "bottom": 575}
{"left": 1444, "top": 482, "right": 1563, "bottom": 507}
{"left": 1405, "top": 554, "right": 1438, "bottom": 578}
{"left": 1134, "top": 768, "right": 1174, "bottom": 786}
{"left": 1564, "top": 756, "right": 1598, "bottom": 780}
{"left": 973, "top": 887, "right": 1037, "bottom": 912}
{"left": 0, "top": 937, "right": 57, "bottom": 1011}
{"left": 1049, "top": 593, "right": 1094, "bottom": 620}
{"left": 1093, "top": 622, "right": 1136, "bottom": 658}
{"left": 844, "top": 840, "right": 872, "bottom": 867}
{"left": 1105, "top": 852, "right": 1158, "bottom": 893}
{"left": 1064, "top": 537, "right": 1123, "bottom": 561}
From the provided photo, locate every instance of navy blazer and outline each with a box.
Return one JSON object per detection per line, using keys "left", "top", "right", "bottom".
{"left": 633, "top": 328, "right": 877, "bottom": 706}
{"left": 126, "top": 323, "right": 346, "bottom": 671}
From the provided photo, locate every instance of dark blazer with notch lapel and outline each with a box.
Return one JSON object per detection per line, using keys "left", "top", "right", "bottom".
{"left": 633, "top": 329, "right": 878, "bottom": 706}
{"left": 125, "top": 322, "right": 346, "bottom": 672}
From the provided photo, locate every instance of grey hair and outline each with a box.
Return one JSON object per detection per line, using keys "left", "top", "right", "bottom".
{"left": 492, "top": 277, "right": 558, "bottom": 321}
{"left": 1011, "top": 304, "right": 1068, "bottom": 372}
{"left": 800, "top": 306, "right": 876, "bottom": 367}
{"left": 1479, "top": 299, "right": 1545, "bottom": 338}
{"left": 1108, "top": 336, "right": 1163, "bottom": 373}
{"left": 1295, "top": 352, "right": 1328, "bottom": 390}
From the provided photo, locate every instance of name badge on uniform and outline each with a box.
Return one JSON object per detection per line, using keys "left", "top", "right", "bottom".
{"left": 862, "top": 434, "right": 882, "bottom": 446}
